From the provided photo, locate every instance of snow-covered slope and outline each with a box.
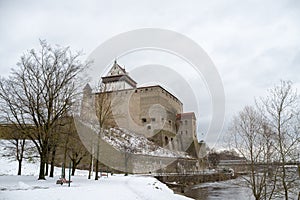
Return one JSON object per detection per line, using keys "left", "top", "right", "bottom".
{"left": 104, "top": 127, "right": 190, "bottom": 158}
{"left": 0, "top": 140, "right": 192, "bottom": 200}
{"left": 80, "top": 120, "right": 191, "bottom": 158}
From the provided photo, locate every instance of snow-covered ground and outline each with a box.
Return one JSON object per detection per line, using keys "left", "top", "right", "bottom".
{"left": 0, "top": 140, "right": 192, "bottom": 200}
{"left": 80, "top": 120, "right": 191, "bottom": 158}
{"left": 104, "top": 127, "right": 191, "bottom": 158}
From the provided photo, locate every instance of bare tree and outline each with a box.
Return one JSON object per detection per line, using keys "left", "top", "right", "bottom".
{"left": 257, "top": 80, "right": 300, "bottom": 199}
{"left": 229, "top": 81, "right": 300, "bottom": 200}
{"left": 0, "top": 125, "right": 26, "bottom": 175}
{"left": 58, "top": 117, "right": 75, "bottom": 178}
{"left": 229, "top": 106, "right": 277, "bottom": 200}
{"left": 67, "top": 134, "right": 88, "bottom": 176}
{"left": 94, "top": 84, "right": 116, "bottom": 180}
{"left": 0, "top": 125, "right": 37, "bottom": 175}
{"left": 207, "top": 149, "right": 220, "bottom": 169}
{"left": 80, "top": 82, "right": 123, "bottom": 180}
{"left": 59, "top": 116, "right": 89, "bottom": 176}
{"left": 0, "top": 40, "right": 88, "bottom": 180}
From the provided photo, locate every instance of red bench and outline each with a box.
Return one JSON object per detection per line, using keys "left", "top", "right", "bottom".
{"left": 56, "top": 177, "right": 72, "bottom": 185}
{"left": 100, "top": 173, "right": 108, "bottom": 177}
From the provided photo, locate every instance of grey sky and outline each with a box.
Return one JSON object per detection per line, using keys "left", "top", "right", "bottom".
{"left": 1, "top": 0, "right": 300, "bottom": 148}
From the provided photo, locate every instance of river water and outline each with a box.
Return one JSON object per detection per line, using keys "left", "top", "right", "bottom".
{"left": 180, "top": 176, "right": 300, "bottom": 200}
{"left": 180, "top": 177, "right": 254, "bottom": 200}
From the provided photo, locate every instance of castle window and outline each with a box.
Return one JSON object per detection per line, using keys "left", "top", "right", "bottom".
{"left": 169, "top": 120, "right": 171, "bottom": 124}
{"left": 181, "top": 131, "right": 183, "bottom": 135}
{"left": 171, "top": 138, "right": 173, "bottom": 142}
{"left": 145, "top": 88, "right": 148, "bottom": 91}
{"left": 142, "top": 118, "right": 147, "bottom": 123}
{"left": 186, "top": 130, "right": 188, "bottom": 134}
{"left": 135, "top": 90, "right": 137, "bottom": 93}
{"left": 151, "top": 118, "right": 155, "bottom": 122}
{"left": 165, "top": 136, "right": 168, "bottom": 144}
{"left": 185, "top": 120, "right": 188, "bottom": 125}
{"left": 147, "top": 125, "right": 151, "bottom": 130}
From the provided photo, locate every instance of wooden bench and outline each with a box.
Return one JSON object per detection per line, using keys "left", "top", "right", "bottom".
{"left": 100, "top": 173, "right": 108, "bottom": 178}
{"left": 56, "top": 177, "right": 72, "bottom": 185}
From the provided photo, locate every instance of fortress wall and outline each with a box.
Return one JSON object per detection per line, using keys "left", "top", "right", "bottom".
{"left": 176, "top": 116, "right": 196, "bottom": 152}
{"left": 129, "top": 86, "right": 183, "bottom": 135}
{"left": 90, "top": 85, "right": 197, "bottom": 152}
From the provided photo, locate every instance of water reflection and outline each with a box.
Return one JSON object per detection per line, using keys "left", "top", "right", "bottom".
{"left": 183, "top": 177, "right": 253, "bottom": 200}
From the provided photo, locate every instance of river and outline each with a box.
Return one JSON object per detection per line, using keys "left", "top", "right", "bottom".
{"left": 181, "top": 177, "right": 253, "bottom": 200}
{"left": 178, "top": 175, "right": 300, "bottom": 200}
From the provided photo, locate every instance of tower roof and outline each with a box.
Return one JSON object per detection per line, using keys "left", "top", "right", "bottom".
{"left": 176, "top": 112, "right": 196, "bottom": 120}
{"left": 83, "top": 83, "right": 92, "bottom": 93}
{"left": 101, "top": 61, "right": 137, "bottom": 88}
{"left": 106, "top": 60, "right": 127, "bottom": 77}
{"left": 83, "top": 83, "right": 92, "bottom": 90}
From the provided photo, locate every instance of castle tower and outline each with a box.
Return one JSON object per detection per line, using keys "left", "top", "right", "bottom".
{"left": 80, "top": 83, "right": 97, "bottom": 122}
{"left": 176, "top": 112, "right": 197, "bottom": 152}
{"left": 101, "top": 60, "right": 137, "bottom": 91}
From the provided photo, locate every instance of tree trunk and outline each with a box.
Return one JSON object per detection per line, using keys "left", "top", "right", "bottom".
{"left": 95, "top": 159, "right": 99, "bottom": 180}
{"left": 88, "top": 154, "right": 93, "bottom": 179}
{"left": 38, "top": 154, "right": 46, "bottom": 180}
{"left": 17, "top": 138, "right": 25, "bottom": 176}
{"left": 62, "top": 134, "right": 69, "bottom": 178}
{"left": 95, "top": 137, "right": 100, "bottom": 180}
{"left": 17, "top": 159, "right": 22, "bottom": 175}
{"left": 49, "top": 146, "right": 56, "bottom": 177}
{"left": 45, "top": 161, "right": 49, "bottom": 176}
{"left": 71, "top": 160, "right": 76, "bottom": 176}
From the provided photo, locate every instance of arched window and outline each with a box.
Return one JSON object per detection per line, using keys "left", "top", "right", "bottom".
{"left": 165, "top": 136, "right": 169, "bottom": 145}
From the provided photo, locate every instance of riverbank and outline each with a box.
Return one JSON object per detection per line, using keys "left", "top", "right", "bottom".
{"left": 155, "top": 172, "right": 237, "bottom": 199}
{"left": 156, "top": 172, "right": 235, "bottom": 188}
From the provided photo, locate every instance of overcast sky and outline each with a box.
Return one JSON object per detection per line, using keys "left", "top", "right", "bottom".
{"left": 1, "top": 0, "right": 300, "bottom": 148}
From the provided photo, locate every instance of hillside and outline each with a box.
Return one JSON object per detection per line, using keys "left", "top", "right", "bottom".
{"left": 80, "top": 120, "right": 191, "bottom": 158}
{"left": 103, "top": 127, "right": 191, "bottom": 158}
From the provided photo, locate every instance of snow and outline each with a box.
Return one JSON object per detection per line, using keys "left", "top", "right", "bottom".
{"left": 79, "top": 119, "right": 191, "bottom": 158}
{"left": 0, "top": 140, "right": 192, "bottom": 200}
{"left": 0, "top": 175, "right": 192, "bottom": 200}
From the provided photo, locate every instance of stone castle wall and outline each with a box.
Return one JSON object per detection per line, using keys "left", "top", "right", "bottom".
{"left": 81, "top": 84, "right": 198, "bottom": 154}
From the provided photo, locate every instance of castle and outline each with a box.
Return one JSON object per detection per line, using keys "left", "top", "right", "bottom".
{"left": 81, "top": 61, "right": 203, "bottom": 159}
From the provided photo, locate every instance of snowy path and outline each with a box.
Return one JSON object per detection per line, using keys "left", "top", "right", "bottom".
{"left": 0, "top": 140, "right": 191, "bottom": 200}
{"left": 0, "top": 174, "right": 191, "bottom": 200}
